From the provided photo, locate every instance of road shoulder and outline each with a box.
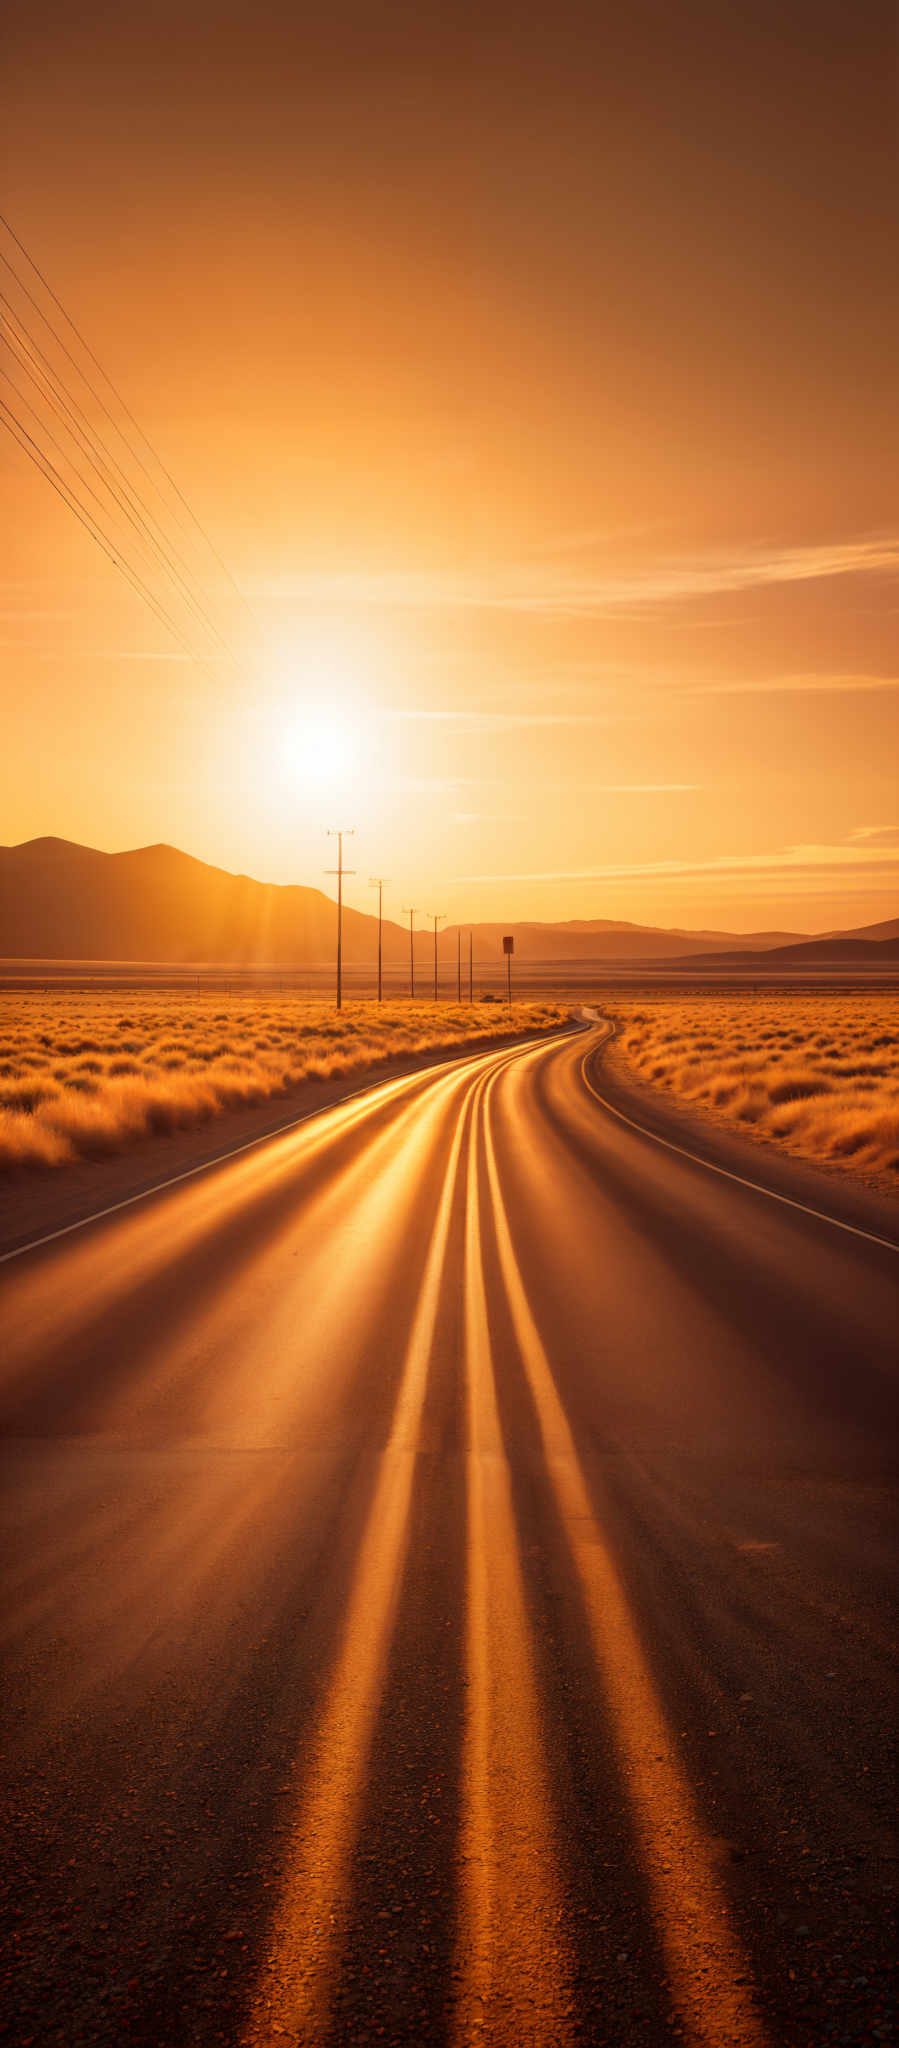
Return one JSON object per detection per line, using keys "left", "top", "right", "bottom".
{"left": 587, "top": 1030, "right": 899, "bottom": 1253}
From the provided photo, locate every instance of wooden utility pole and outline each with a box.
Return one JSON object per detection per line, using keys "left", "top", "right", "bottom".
{"left": 369, "top": 877, "right": 389, "bottom": 1002}
{"left": 402, "top": 908, "right": 419, "bottom": 999}
{"left": 427, "top": 913, "right": 445, "bottom": 1000}
{"left": 326, "top": 829, "right": 355, "bottom": 1010}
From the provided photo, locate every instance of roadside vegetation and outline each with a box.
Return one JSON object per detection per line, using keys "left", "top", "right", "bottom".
{"left": 607, "top": 994, "right": 899, "bottom": 1183}
{"left": 0, "top": 993, "right": 568, "bottom": 1169}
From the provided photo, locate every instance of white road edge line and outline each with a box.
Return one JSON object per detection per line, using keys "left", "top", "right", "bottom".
{"left": 581, "top": 1029, "right": 899, "bottom": 1257}
{"left": 0, "top": 1026, "right": 574, "bottom": 1268}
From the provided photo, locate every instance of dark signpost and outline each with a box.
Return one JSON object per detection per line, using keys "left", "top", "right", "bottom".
{"left": 503, "top": 933, "right": 514, "bottom": 1006}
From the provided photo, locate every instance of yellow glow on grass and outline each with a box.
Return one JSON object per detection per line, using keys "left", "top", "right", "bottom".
{"left": 609, "top": 993, "right": 899, "bottom": 1181}
{"left": 0, "top": 993, "right": 567, "bottom": 1169}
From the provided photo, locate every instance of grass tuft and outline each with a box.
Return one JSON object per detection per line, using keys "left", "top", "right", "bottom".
{"left": 0, "top": 994, "right": 567, "bottom": 1172}
{"left": 609, "top": 994, "right": 899, "bottom": 1182}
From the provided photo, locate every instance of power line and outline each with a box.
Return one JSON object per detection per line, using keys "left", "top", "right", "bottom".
{"left": 0, "top": 242, "right": 174, "bottom": 512}
{"left": 0, "top": 217, "right": 259, "bottom": 677}
{"left": 3, "top": 303, "right": 195, "bottom": 602}
{"left": 0, "top": 293, "right": 240, "bottom": 663}
{"left": 0, "top": 213, "right": 257, "bottom": 624}
{"left": 0, "top": 384, "right": 220, "bottom": 676}
{"left": 0, "top": 359, "right": 151, "bottom": 558}
{"left": 0, "top": 244, "right": 223, "bottom": 613}
{"left": 1, "top": 296, "right": 160, "bottom": 576}
{"left": 0, "top": 397, "right": 221, "bottom": 678}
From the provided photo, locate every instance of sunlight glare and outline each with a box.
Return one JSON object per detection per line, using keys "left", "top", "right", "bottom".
{"left": 273, "top": 632, "right": 374, "bottom": 800}
{"left": 294, "top": 712, "right": 356, "bottom": 789}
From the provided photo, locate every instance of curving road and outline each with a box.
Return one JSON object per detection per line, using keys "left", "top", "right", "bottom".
{"left": 2, "top": 1024, "right": 897, "bottom": 2047}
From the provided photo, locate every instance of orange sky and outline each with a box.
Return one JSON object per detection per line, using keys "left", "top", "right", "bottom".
{"left": 2, "top": 1, "right": 897, "bottom": 932}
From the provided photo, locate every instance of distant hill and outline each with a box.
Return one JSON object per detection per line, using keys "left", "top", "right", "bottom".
{"left": 518, "top": 916, "right": 804, "bottom": 946}
{"left": 677, "top": 934, "right": 899, "bottom": 968}
{"left": 440, "top": 918, "right": 807, "bottom": 962}
{"left": 0, "top": 837, "right": 410, "bottom": 967}
{"left": 0, "top": 836, "right": 893, "bottom": 969}
{"left": 823, "top": 916, "right": 899, "bottom": 944}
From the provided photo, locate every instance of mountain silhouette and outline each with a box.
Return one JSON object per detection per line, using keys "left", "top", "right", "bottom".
{"left": 1, "top": 837, "right": 895, "bottom": 967}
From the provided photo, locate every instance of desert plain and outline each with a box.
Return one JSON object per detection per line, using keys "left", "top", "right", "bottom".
{"left": 0, "top": 992, "right": 568, "bottom": 1170}
{"left": 4, "top": 988, "right": 898, "bottom": 1201}
{"left": 606, "top": 992, "right": 899, "bottom": 1189}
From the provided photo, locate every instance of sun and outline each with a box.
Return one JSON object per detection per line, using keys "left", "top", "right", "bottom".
{"left": 274, "top": 700, "right": 368, "bottom": 807}
{"left": 263, "top": 627, "right": 379, "bottom": 806}
{"left": 298, "top": 713, "right": 356, "bottom": 787}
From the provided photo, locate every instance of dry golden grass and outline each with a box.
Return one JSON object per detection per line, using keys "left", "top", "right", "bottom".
{"left": 608, "top": 994, "right": 899, "bottom": 1183}
{"left": 0, "top": 992, "right": 567, "bottom": 1170}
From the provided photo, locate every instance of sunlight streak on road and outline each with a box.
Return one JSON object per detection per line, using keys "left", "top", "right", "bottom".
{"left": 0, "top": 1070, "right": 423, "bottom": 1380}
{"left": 481, "top": 1066, "right": 767, "bottom": 2048}
{"left": 241, "top": 1082, "right": 470, "bottom": 2043}
{"left": 454, "top": 1072, "right": 574, "bottom": 2044}
{"left": 102, "top": 1065, "right": 467, "bottom": 1445}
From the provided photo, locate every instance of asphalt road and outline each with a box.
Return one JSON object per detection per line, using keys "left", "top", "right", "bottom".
{"left": 2, "top": 1024, "right": 897, "bottom": 2048}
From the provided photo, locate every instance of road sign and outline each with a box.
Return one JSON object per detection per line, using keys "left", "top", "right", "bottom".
{"left": 502, "top": 935, "right": 514, "bottom": 954}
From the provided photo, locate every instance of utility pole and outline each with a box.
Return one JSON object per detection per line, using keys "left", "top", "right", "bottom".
{"left": 469, "top": 930, "right": 473, "bottom": 1002}
{"left": 369, "top": 878, "right": 389, "bottom": 1002}
{"left": 427, "top": 913, "right": 445, "bottom": 1000}
{"left": 402, "top": 908, "right": 419, "bottom": 999}
{"left": 325, "top": 829, "right": 355, "bottom": 1011}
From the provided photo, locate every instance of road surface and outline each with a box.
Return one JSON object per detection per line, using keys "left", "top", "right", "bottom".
{"left": 2, "top": 1024, "right": 897, "bottom": 2047}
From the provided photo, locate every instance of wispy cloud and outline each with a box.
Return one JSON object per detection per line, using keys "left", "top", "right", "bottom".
{"left": 690, "top": 671, "right": 899, "bottom": 696}
{"left": 383, "top": 707, "right": 618, "bottom": 730}
{"left": 0, "top": 641, "right": 200, "bottom": 662}
{"left": 453, "top": 836, "right": 899, "bottom": 890}
{"left": 0, "top": 612, "right": 81, "bottom": 626}
{"left": 393, "top": 775, "right": 478, "bottom": 794}
{"left": 454, "top": 781, "right": 700, "bottom": 800}
{"left": 522, "top": 521, "right": 667, "bottom": 558}
{"left": 454, "top": 811, "right": 526, "bottom": 824}
{"left": 848, "top": 823, "right": 899, "bottom": 845}
{"left": 265, "top": 534, "right": 899, "bottom": 618}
